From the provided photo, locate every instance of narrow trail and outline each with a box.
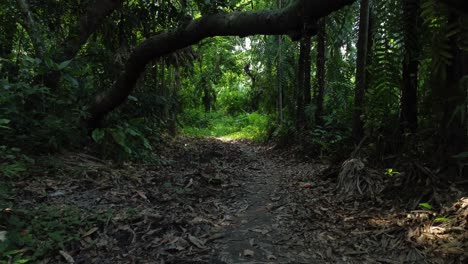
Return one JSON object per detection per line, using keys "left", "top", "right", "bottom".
{"left": 17, "top": 137, "right": 454, "bottom": 263}
{"left": 212, "top": 142, "right": 317, "bottom": 263}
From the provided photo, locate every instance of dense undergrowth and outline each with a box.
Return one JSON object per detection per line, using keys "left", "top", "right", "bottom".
{"left": 179, "top": 109, "right": 272, "bottom": 142}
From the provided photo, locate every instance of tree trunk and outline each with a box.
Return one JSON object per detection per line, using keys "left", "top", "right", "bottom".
{"left": 315, "top": 19, "right": 326, "bottom": 126}
{"left": 296, "top": 40, "right": 305, "bottom": 127}
{"left": 85, "top": 0, "right": 356, "bottom": 128}
{"left": 352, "top": 0, "right": 370, "bottom": 143}
{"left": 296, "top": 36, "right": 311, "bottom": 128}
{"left": 29, "top": 0, "right": 123, "bottom": 90}
{"left": 160, "top": 59, "right": 169, "bottom": 119}
{"left": 277, "top": 0, "right": 284, "bottom": 124}
{"left": 169, "top": 65, "right": 181, "bottom": 136}
{"left": 16, "top": 0, "right": 46, "bottom": 59}
{"left": 0, "top": 13, "right": 18, "bottom": 79}
{"left": 244, "top": 63, "right": 260, "bottom": 111}
{"left": 202, "top": 82, "right": 212, "bottom": 113}
{"left": 439, "top": 13, "right": 468, "bottom": 172}
{"left": 303, "top": 37, "right": 312, "bottom": 114}
{"left": 400, "top": 0, "right": 420, "bottom": 133}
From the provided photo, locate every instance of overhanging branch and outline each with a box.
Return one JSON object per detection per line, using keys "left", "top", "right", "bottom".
{"left": 86, "top": 0, "right": 355, "bottom": 128}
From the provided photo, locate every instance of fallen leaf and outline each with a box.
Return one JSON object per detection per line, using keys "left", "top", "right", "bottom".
{"left": 81, "top": 227, "right": 99, "bottom": 238}
{"left": 59, "top": 250, "right": 75, "bottom": 263}
{"left": 267, "top": 254, "right": 277, "bottom": 260}
{"left": 244, "top": 249, "right": 254, "bottom": 257}
{"left": 188, "top": 234, "right": 206, "bottom": 249}
{"left": 251, "top": 228, "right": 269, "bottom": 235}
{"left": 136, "top": 190, "right": 148, "bottom": 200}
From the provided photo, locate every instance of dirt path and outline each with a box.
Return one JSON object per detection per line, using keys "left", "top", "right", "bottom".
{"left": 16, "top": 137, "right": 461, "bottom": 263}
{"left": 206, "top": 140, "right": 422, "bottom": 264}
{"left": 212, "top": 142, "right": 318, "bottom": 263}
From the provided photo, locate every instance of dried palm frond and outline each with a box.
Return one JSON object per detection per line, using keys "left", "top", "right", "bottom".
{"left": 336, "top": 158, "right": 384, "bottom": 198}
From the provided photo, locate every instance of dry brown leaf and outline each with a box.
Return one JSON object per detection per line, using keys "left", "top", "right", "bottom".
{"left": 188, "top": 234, "right": 206, "bottom": 249}
{"left": 81, "top": 227, "right": 99, "bottom": 238}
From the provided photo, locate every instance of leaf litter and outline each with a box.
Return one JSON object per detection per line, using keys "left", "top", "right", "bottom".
{"left": 11, "top": 137, "right": 467, "bottom": 263}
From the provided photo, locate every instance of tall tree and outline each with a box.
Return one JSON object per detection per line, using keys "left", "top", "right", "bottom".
{"left": 315, "top": 19, "right": 326, "bottom": 126}
{"left": 277, "top": 0, "right": 284, "bottom": 124}
{"left": 439, "top": 11, "right": 468, "bottom": 165}
{"left": 85, "top": 0, "right": 356, "bottom": 128}
{"left": 400, "top": 0, "right": 420, "bottom": 133}
{"left": 296, "top": 36, "right": 310, "bottom": 128}
{"left": 352, "top": 0, "right": 370, "bottom": 143}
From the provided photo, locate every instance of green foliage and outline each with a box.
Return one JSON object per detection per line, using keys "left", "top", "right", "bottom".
{"left": 365, "top": 0, "right": 404, "bottom": 133}
{"left": 91, "top": 119, "right": 157, "bottom": 162}
{"left": 0, "top": 146, "right": 31, "bottom": 178}
{"left": 0, "top": 57, "right": 84, "bottom": 153}
{"left": 0, "top": 204, "right": 109, "bottom": 263}
{"left": 384, "top": 168, "right": 400, "bottom": 177}
{"left": 419, "top": 202, "right": 433, "bottom": 210}
{"left": 217, "top": 89, "right": 250, "bottom": 114}
{"left": 180, "top": 109, "right": 272, "bottom": 142}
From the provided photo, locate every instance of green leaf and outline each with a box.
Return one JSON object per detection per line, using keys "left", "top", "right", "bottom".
{"left": 91, "top": 129, "right": 105, "bottom": 143}
{"left": 128, "top": 95, "right": 138, "bottom": 102}
{"left": 0, "top": 119, "right": 10, "bottom": 124}
{"left": 57, "top": 60, "right": 72, "bottom": 70}
{"left": 63, "top": 74, "right": 79, "bottom": 88}
{"left": 419, "top": 203, "right": 433, "bottom": 210}
{"left": 453, "top": 152, "right": 468, "bottom": 160}
{"left": 434, "top": 217, "right": 450, "bottom": 222}
{"left": 142, "top": 138, "right": 152, "bottom": 150}
{"left": 111, "top": 130, "right": 132, "bottom": 154}
{"left": 0, "top": 118, "right": 11, "bottom": 129}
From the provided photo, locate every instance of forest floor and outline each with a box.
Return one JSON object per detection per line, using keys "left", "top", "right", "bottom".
{"left": 11, "top": 137, "right": 468, "bottom": 263}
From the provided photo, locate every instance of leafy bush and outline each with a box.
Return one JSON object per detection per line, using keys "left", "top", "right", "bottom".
{"left": 217, "top": 89, "right": 250, "bottom": 115}
{"left": 0, "top": 202, "right": 109, "bottom": 263}
{"left": 180, "top": 110, "right": 272, "bottom": 142}
{"left": 91, "top": 118, "right": 158, "bottom": 162}
{"left": 0, "top": 57, "right": 85, "bottom": 154}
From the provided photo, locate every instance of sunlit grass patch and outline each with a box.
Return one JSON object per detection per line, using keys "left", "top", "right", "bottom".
{"left": 179, "top": 109, "right": 271, "bottom": 142}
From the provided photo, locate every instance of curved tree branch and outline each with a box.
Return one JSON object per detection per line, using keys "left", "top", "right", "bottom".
{"left": 43, "top": 0, "right": 123, "bottom": 89}
{"left": 86, "top": 0, "right": 355, "bottom": 128}
{"left": 57, "top": 0, "right": 124, "bottom": 62}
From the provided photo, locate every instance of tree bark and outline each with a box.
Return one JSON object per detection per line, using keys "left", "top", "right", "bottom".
{"left": 54, "top": 0, "right": 123, "bottom": 87}
{"left": 303, "top": 37, "right": 312, "bottom": 113}
{"left": 296, "top": 36, "right": 311, "bottom": 128}
{"left": 0, "top": 11, "right": 18, "bottom": 79}
{"left": 439, "top": 13, "right": 468, "bottom": 170}
{"left": 244, "top": 63, "right": 260, "bottom": 111}
{"left": 58, "top": 0, "right": 124, "bottom": 62}
{"left": 296, "top": 40, "right": 305, "bottom": 127}
{"left": 85, "top": 0, "right": 356, "bottom": 128}
{"left": 169, "top": 65, "right": 181, "bottom": 136}
{"left": 315, "top": 19, "right": 326, "bottom": 126}
{"left": 43, "top": 0, "right": 123, "bottom": 90}
{"left": 277, "top": 0, "right": 284, "bottom": 124}
{"left": 352, "top": 0, "right": 370, "bottom": 143}
{"left": 400, "top": 0, "right": 420, "bottom": 133}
